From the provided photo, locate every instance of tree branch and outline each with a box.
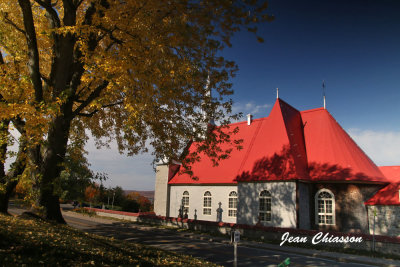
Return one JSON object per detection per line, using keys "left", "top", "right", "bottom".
{"left": 17, "top": 0, "right": 43, "bottom": 103}
{"left": 11, "top": 116, "right": 26, "bottom": 135}
{"left": 2, "top": 12, "right": 26, "bottom": 35}
{"left": 75, "top": 0, "right": 84, "bottom": 8}
{"left": 75, "top": 80, "right": 94, "bottom": 99}
{"left": 96, "top": 25, "right": 123, "bottom": 45}
{"left": 72, "top": 81, "right": 109, "bottom": 117}
{"left": 77, "top": 101, "right": 123, "bottom": 118}
{"left": 34, "top": 0, "right": 61, "bottom": 28}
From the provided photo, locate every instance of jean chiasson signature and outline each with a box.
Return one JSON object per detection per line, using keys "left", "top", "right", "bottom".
{"left": 280, "top": 232, "right": 363, "bottom": 246}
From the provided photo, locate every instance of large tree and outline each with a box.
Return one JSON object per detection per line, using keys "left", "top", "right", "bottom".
{"left": 0, "top": 0, "right": 273, "bottom": 222}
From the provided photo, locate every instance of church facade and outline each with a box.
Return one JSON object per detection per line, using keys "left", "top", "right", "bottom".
{"left": 154, "top": 98, "right": 400, "bottom": 235}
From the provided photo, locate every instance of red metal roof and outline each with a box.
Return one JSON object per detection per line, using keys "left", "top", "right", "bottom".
{"left": 168, "top": 99, "right": 391, "bottom": 185}
{"left": 234, "top": 99, "right": 308, "bottom": 182}
{"left": 301, "top": 108, "right": 388, "bottom": 183}
{"left": 168, "top": 118, "right": 261, "bottom": 184}
{"left": 378, "top": 166, "right": 400, "bottom": 182}
{"left": 365, "top": 166, "right": 400, "bottom": 206}
{"left": 169, "top": 99, "right": 308, "bottom": 184}
{"left": 365, "top": 183, "right": 400, "bottom": 206}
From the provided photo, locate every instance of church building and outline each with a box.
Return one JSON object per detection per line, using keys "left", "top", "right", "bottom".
{"left": 154, "top": 98, "right": 400, "bottom": 235}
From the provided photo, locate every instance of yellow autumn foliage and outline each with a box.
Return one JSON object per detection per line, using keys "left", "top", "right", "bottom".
{"left": 0, "top": 0, "right": 273, "bottom": 220}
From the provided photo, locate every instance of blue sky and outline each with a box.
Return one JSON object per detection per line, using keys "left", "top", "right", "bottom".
{"left": 88, "top": 0, "right": 400, "bottom": 190}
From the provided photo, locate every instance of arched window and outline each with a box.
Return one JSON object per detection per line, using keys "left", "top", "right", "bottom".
{"left": 259, "top": 190, "right": 272, "bottom": 222}
{"left": 182, "top": 191, "right": 189, "bottom": 214}
{"left": 315, "top": 189, "right": 335, "bottom": 225}
{"left": 228, "top": 191, "right": 237, "bottom": 217}
{"left": 203, "top": 191, "right": 212, "bottom": 215}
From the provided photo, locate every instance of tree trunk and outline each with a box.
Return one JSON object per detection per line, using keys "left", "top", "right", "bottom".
{"left": 0, "top": 153, "right": 26, "bottom": 214}
{"left": 0, "top": 120, "right": 26, "bottom": 214}
{"left": 39, "top": 114, "right": 72, "bottom": 223}
{"left": 0, "top": 180, "right": 19, "bottom": 214}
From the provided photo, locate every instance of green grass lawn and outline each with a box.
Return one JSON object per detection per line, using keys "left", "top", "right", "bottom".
{"left": 0, "top": 213, "right": 218, "bottom": 266}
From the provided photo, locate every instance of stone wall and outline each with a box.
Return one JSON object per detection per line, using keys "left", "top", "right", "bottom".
{"left": 367, "top": 205, "right": 400, "bottom": 237}
{"left": 310, "top": 183, "right": 382, "bottom": 233}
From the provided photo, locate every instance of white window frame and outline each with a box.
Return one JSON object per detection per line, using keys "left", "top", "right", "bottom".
{"left": 182, "top": 191, "right": 189, "bottom": 214}
{"left": 228, "top": 191, "right": 237, "bottom": 217}
{"left": 203, "top": 191, "right": 212, "bottom": 215}
{"left": 259, "top": 190, "right": 272, "bottom": 222}
{"left": 315, "top": 189, "right": 335, "bottom": 225}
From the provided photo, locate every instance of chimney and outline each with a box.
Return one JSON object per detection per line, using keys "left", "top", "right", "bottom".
{"left": 247, "top": 114, "right": 253, "bottom": 125}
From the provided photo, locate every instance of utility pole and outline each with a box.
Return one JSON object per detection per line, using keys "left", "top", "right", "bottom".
{"left": 112, "top": 191, "right": 115, "bottom": 210}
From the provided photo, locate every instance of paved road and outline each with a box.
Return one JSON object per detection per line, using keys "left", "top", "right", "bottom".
{"left": 85, "top": 222, "right": 375, "bottom": 267}
{"left": 7, "top": 207, "right": 384, "bottom": 267}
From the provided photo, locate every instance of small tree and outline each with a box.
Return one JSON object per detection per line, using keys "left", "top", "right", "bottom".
{"left": 137, "top": 195, "right": 152, "bottom": 212}
{"left": 84, "top": 184, "right": 99, "bottom": 207}
{"left": 126, "top": 192, "right": 152, "bottom": 212}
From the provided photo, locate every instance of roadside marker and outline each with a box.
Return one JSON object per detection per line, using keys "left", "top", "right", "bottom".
{"left": 278, "top": 257, "right": 291, "bottom": 267}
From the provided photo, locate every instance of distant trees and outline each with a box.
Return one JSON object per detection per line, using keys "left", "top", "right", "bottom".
{"left": 125, "top": 192, "right": 152, "bottom": 212}
{"left": 86, "top": 184, "right": 152, "bottom": 212}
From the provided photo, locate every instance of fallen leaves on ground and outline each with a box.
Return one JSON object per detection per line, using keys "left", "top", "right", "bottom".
{"left": 0, "top": 214, "right": 218, "bottom": 266}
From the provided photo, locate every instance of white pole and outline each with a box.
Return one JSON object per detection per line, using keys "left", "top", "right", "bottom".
{"left": 233, "top": 230, "right": 240, "bottom": 267}
{"left": 112, "top": 191, "right": 115, "bottom": 210}
{"left": 234, "top": 242, "right": 237, "bottom": 267}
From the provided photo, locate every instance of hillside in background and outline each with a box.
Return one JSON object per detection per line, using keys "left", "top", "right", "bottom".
{"left": 124, "top": 190, "right": 154, "bottom": 202}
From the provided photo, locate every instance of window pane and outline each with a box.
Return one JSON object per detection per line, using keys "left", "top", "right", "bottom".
{"left": 229, "top": 210, "right": 237, "bottom": 217}
{"left": 228, "top": 196, "right": 237, "bottom": 217}
{"left": 318, "top": 200, "right": 325, "bottom": 213}
{"left": 259, "top": 198, "right": 265, "bottom": 211}
{"left": 266, "top": 198, "right": 271, "bottom": 211}
{"left": 183, "top": 196, "right": 189, "bottom": 206}
{"left": 318, "top": 215, "right": 325, "bottom": 224}
{"left": 229, "top": 191, "right": 237, "bottom": 197}
{"left": 203, "top": 208, "right": 211, "bottom": 215}
{"left": 316, "top": 190, "right": 335, "bottom": 225}
{"left": 266, "top": 212, "right": 271, "bottom": 221}
{"left": 326, "top": 200, "right": 332, "bottom": 213}
{"left": 260, "top": 190, "right": 271, "bottom": 197}
{"left": 204, "top": 197, "right": 211, "bottom": 207}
